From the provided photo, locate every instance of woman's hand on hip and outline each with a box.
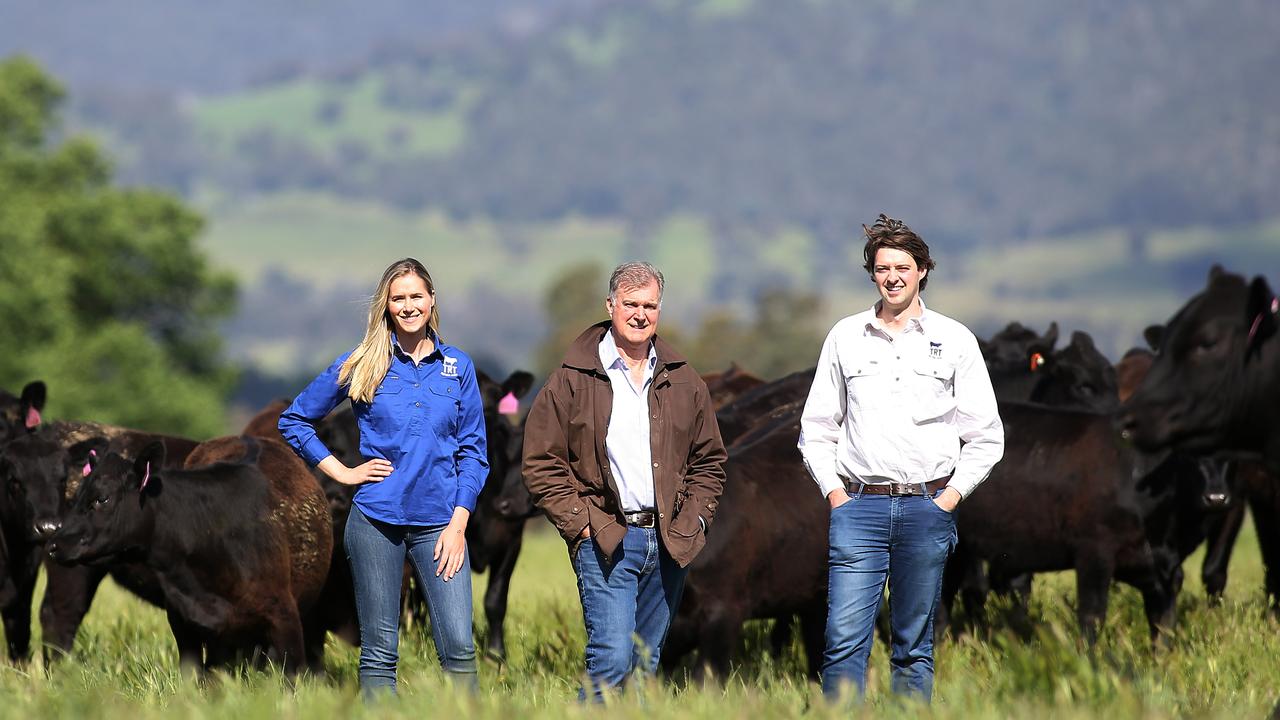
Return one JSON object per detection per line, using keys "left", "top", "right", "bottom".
{"left": 435, "top": 507, "right": 471, "bottom": 581}
{"left": 318, "top": 456, "right": 392, "bottom": 486}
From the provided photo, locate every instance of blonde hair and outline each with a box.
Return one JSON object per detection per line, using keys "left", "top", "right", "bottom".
{"left": 340, "top": 258, "right": 440, "bottom": 403}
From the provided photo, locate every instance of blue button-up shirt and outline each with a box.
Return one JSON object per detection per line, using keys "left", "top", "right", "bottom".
{"left": 278, "top": 336, "right": 488, "bottom": 526}
{"left": 598, "top": 332, "right": 658, "bottom": 513}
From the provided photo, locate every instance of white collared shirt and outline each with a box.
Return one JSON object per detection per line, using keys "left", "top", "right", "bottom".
{"left": 598, "top": 332, "right": 658, "bottom": 512}
{"left": 798, "top": 300, "right": 1004, "bottom": 500}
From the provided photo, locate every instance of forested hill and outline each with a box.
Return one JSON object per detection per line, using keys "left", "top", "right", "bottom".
{"left": 130, "top": 0, "right": 1280, "bottom": 251}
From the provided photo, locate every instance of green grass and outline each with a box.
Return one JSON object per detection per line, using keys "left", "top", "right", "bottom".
{"left": 0, "top": 516, "right": 1275, "bottom": 718}
{"left": 193, "top": 71, "right": 472, "bottom": 159}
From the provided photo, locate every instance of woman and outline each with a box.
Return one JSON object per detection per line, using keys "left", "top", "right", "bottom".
{"left": 279, "top": 258, "right": 486, "bottom": 696}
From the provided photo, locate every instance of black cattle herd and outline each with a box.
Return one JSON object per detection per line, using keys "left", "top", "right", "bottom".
{"left": 0, "top": 266, "right": 1275, "bottom": 681}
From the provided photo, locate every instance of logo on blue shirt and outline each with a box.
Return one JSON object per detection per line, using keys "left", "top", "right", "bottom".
{"left": 442, "top": 356, "right": 459, "bottom": 377}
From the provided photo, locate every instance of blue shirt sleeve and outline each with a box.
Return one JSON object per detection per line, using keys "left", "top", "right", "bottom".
{"left": 278, "top": 351, "right": 352, "bottom": 466}
{"left": 452, "top": 358, "right": 489, "bottom": 512}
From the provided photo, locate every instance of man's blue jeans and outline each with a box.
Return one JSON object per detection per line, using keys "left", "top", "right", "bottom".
{"left": 822, "top": 488, "right": 957, "bottom": 703}
{"left": 345, "top": 506, "right": 478, "bottom": 698}
{"left": 573, "top": 525, "right": 688, "bottom": 701}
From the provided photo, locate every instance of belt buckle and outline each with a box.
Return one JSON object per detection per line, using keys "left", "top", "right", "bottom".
{"left": 888, "top": 483, "right": 919, "bottom": 497}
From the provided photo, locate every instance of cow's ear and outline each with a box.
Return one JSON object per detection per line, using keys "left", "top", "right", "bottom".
{"left": 20, "top": 381, "right": 46, "bottom": 430}
{"left": 1069, "top": 331, "right": 1097, "bottom": 352}
{"left": 502, "top": 371, "right": 535, "bottom": 400}
{"left": 1042, "top": 322, "right": 1059, "bottom": 351}
{"left": 1208, "top": 264, "right": 1226, "bottom": 282}
{"left": 1245, "top": 275, "right": 1278, "bottom": 356}
{"left": 68, "top": 437, "right": 109, "bottom": 475}
{"left": 135, "top": 442, "right": 166, "bottom": 495}
{"left": 1143, "top": 324, "right": 1165, "bottom": 352}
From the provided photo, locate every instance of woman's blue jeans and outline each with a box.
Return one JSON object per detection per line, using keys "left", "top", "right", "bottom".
{"left": 344, "top": 506, "right": 478, "bottom": 697}
{"left": 822, "top": 488, "right": 957, "bottom": 703}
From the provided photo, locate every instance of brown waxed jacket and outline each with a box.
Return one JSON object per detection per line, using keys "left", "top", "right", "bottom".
{"left": 522, "top": 321, "right": 728, "bottom": 567}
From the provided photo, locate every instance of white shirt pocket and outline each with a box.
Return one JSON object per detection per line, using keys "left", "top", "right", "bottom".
{"left": 912, "top": 360, "right": 956, "bottom": 423}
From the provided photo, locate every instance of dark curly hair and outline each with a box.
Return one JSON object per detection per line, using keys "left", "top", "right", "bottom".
{"left": 861, "top": 213, "right": 936, "bottom": 291}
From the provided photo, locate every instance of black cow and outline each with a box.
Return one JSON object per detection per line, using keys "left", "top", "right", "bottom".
{"left": 1121, "top": 266, "right": 1280, "bottom": 465}
{"left": 0, "top": 421, "right": 200, "bottom": 663}
{"left": 981, "top": 322, "right": 1059, "bottom": 400}
{"left": 663, "top": 409, "right": 826, "bottom": 679}
{"left": 943, "top": 402, "right": 1209, "bottom": 643}
{"left": 49, "top": 436, "right": 332, "bottom": 676}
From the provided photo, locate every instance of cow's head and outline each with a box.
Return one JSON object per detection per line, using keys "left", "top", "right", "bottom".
{"left": 1120, "top": 266, "right": 1278, "bottom": 454}
{"left": 0, "top": 382, "right": 47, "bottom": 443}
{"left": 0, "top": 430, "right": 98, "bottom": 542}
{"left": 981, "top": 322, "right": 1059, "bottom": 400}
{"left": 1028, "top": 331, "right": 1119, "bottom": 411}
{"left": 478, "top": 370, "right": 537, "bottom": 520}
{"left": 49, "top": 440, "right": 165, "bottom": 565}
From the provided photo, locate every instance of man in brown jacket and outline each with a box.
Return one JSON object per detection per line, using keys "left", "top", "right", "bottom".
{"left": 523, "top": 261, "right": 727, "bottom": 700}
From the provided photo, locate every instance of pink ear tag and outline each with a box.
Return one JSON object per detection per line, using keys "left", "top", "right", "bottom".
{"left": 140, "top": 462, "right": 151, "bottom": 490}
{"left": 498, "top": 392, "right": 519, "bottom": 415}
{"left": 24, "top": 407, "right": 41, "bottom": 429}
{"left": 82, "top": 449, "right": 97, "bottom": 477}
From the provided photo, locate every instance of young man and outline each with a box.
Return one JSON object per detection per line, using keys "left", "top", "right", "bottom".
{"left": 799, "top": 214, "right": 1003, "bottom": 702}
{"left": 523, "top": 261, "right": 727, "bottom": 700}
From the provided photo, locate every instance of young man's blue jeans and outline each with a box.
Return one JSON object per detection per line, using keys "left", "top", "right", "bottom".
{"left": 573, "top": 525, "right": 688, "bottom": 701}
{"left": 822, "top": 488, "right": 957, "bottom": 703}
{"left": 345, "top": 506, "right": 478, "bottom": 698}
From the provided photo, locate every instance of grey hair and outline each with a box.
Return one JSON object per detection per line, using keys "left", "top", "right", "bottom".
{"left": 608, "top": 261, "right": 665, "bottom": 303}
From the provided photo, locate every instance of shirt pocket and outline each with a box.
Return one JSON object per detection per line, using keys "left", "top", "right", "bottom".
{"left": 912, "top": 360, "right": 956, "bottom": 423}
{"left": 370, "top": 378, "right": 406, "bottom": 435}
{"left": 428, "top": 380, "right": 461, "bottom": 436}
{"left": 843, "top": 363, "right": 888, "bottom": 412}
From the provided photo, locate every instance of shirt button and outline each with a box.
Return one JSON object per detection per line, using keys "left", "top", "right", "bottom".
{"left": 413, "top": 383, "right": 419, "bottom": 388}
{"left": 652, "top": 414, "right": 658, "bottom": 419}
{"left": 415, "top": 402, "right": 421, "bottom": 407}
{"left": 652, "top": 462, "right": 659, "bottom": 468}
{"left": 659, "top": 512, "right": 665, "bottom": 519}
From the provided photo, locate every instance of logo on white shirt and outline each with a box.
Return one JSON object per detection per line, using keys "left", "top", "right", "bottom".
{"left": 442, "top": 356, "right": 459, "bottom": 377}
{"left": 929, "top": 342, "right": 943, "bottom": 359}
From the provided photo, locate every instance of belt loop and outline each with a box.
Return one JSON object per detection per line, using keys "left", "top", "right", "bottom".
{"left": 855, "top": 482, "right": 867, "bottom": 500}
{"left": 919, "top": 481, "right": 929, "bottom": 497}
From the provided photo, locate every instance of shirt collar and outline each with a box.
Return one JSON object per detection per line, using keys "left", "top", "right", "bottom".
{"left": 865, "top": 298, "right": 930, "bottom": 335}
{"left": 391, "top": 329, "right": 443, "bottom": 361}
{"left": 598, "top": 330, "right": 657, "bottom": 372}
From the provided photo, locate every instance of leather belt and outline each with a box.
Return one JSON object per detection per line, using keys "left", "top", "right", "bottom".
{"left": 842, "top": 475, "right": 952, "bottom": 496}
{"left": 624, "top": 510, "right": 657, "bottom": 527}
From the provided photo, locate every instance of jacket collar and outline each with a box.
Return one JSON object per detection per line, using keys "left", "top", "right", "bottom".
{"left": 562, "top": 321, "right": 687, "bottom": 376}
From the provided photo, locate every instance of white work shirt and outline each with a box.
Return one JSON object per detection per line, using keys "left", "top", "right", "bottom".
{"left": 798, "top": 301, "right": 1004, "bottom": 500}
{"left": 598, "top": 332, "right": 658, "bottom": 512}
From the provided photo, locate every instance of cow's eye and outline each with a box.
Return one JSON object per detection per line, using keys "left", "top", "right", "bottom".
{"left": 92, "top": 497, "right": 110, "bottom": 509}
{"left": 1193, "top": 336, "right": 1219, "bottom": 354}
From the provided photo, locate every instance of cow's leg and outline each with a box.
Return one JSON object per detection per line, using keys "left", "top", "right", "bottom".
{"left": 166, "top": 608, "right": 205, "bottom": 677}
{"left": 39, "top": 561, "right": 107, "bottom": 662}
{"left": 1201, "top": 502, "right": 1245, "bottom": 602}
{"left": 2, "top": 550, "right": 41, "bottom": 662}
{"left": 798, "top": 602, "right": 827, "bottom": 682}
{"left": 301, "top": 607, "right": 328, "bottom": 675}
{"left": 1248, "top": 485, "right": 1280, "bottom": 614}
{"left": 696, "top": 606, "right": 744, "bottom": 682}
{"left": 1140, "top": 564, "right": 1181, "bottom": 643}
{"left": 660, "top": 607, "right": 697, "bottom": 676}
{"left": 1074, "top": 551, "right": 1115, "bottom": 644}
{"left": 265, "top": 603, "right": 307, "bottom": 679}
{"left": 481, "top": 530, "right": 524, "bottom": 662}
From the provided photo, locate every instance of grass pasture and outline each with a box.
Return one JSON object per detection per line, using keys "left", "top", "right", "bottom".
{"left": 0, "top": 517, "right": 1276, "bottom": 718}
